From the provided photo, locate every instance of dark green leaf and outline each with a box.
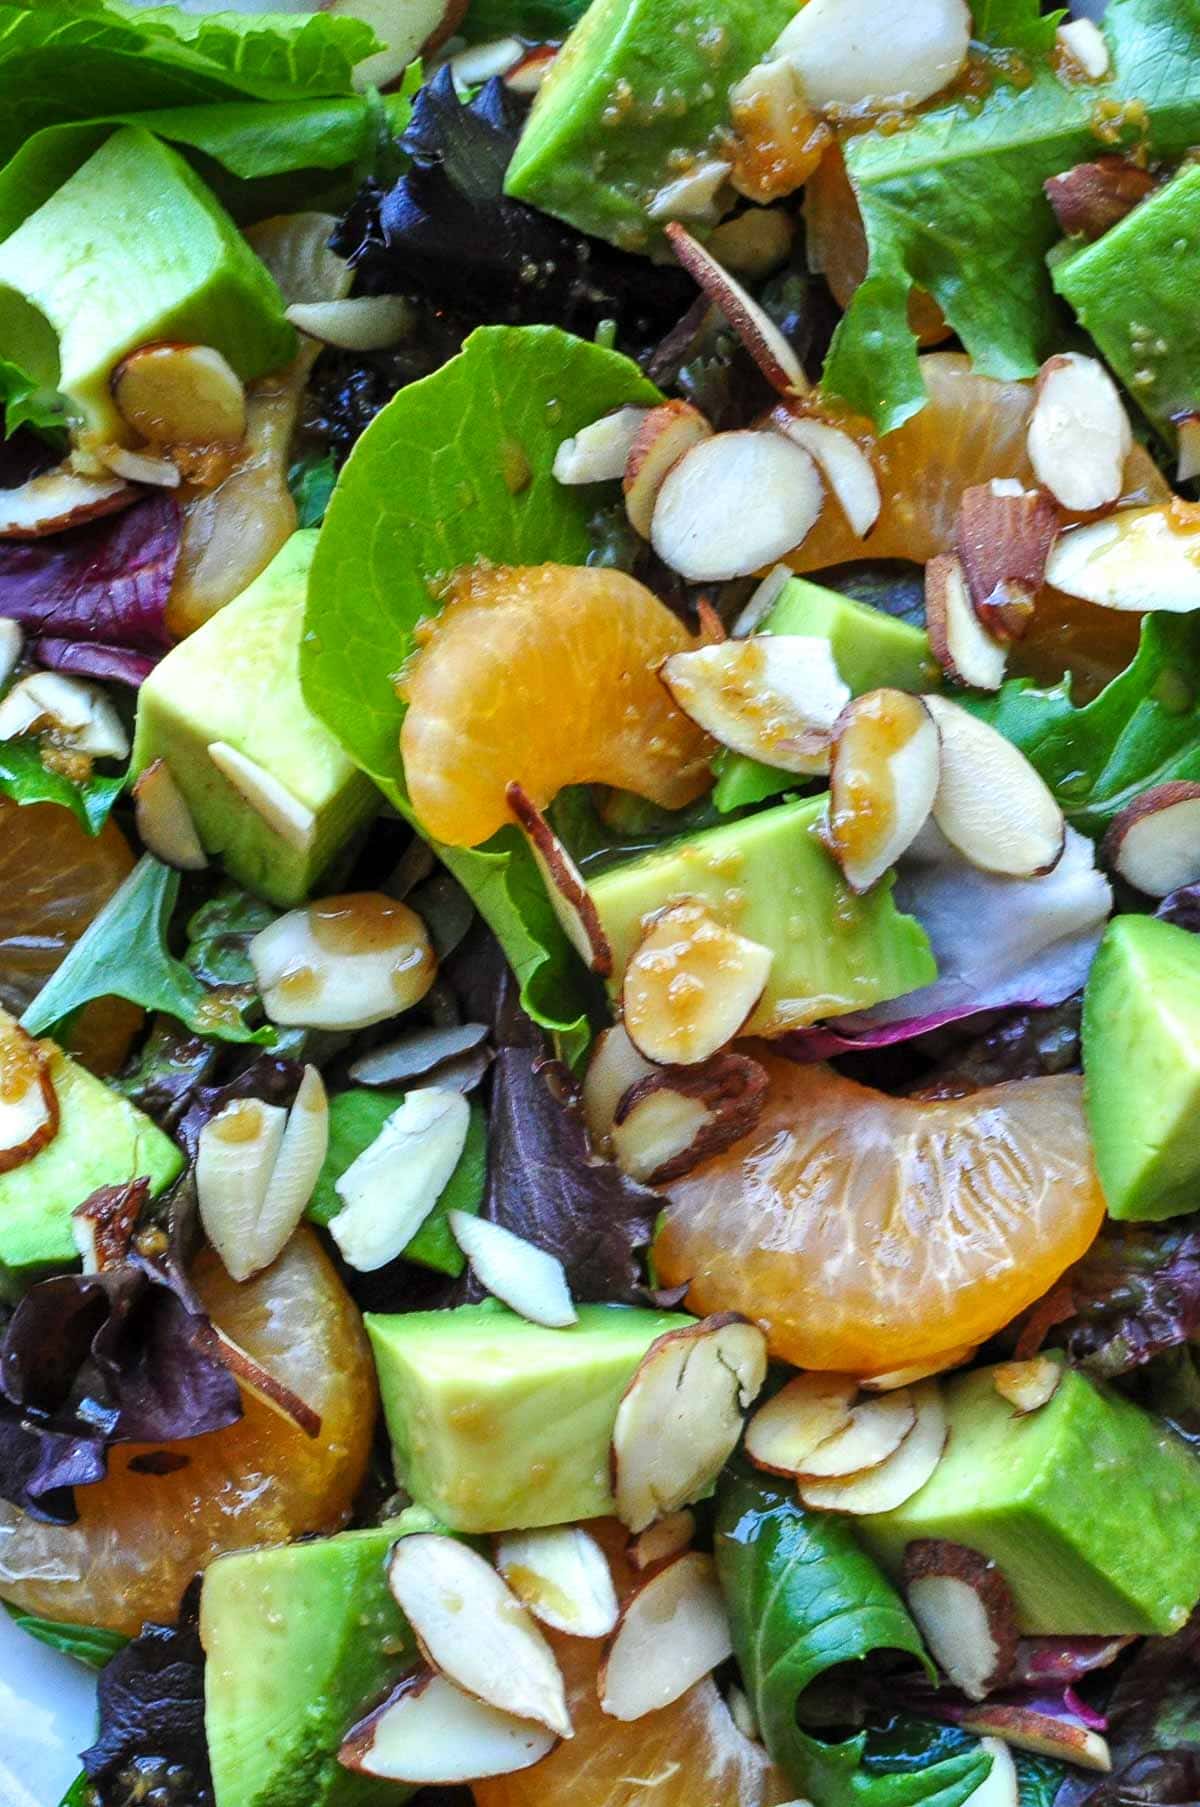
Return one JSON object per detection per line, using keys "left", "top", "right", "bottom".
{"left": 461, "top": 0, "right": 588, "bottom": 41}
{"left": 6, "top": 1603, "right": 127, "bottom": 1668}
{"left": 288, "top": 449, "right": 337, "bottom": 529}
{"left": 183, "top": 885, "right": 276, "bottom": 990}
{"left": 58, "top": 1776, "right": 92, "bottom": 1807}
{"left": 0, "top": 738, "right": 123, "bottom": 831}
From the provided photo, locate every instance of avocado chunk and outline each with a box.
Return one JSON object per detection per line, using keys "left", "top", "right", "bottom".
{"left": 202, "top": 1521, "right": 421, "bottom": 1807}
{"left": 504, "top": 0, "right": 797, "bottom": 252}
{"left": 0, "top": 126, "right": 294, "bottom": 447}
{"left": 131, "top": 532, "right": 379, "bottom": 908}
{"left": 1052, "top": 163, "right": 1200, "bottom": 440}
{"left": 367, "top": 1301, "right": 693, "bottom": 1532}
{"left": 857, "top": 1362, "right": 1200, "bottom": 1635}
{"left": 1081, "top": 914, "right": 1200, "bottom": 1221}
{"left": 0, "top": 1041, "right": 182, "bottom": 1298}
{"left": 714, "top": 579, "right": 938, "bottom": 813}
{"left": 588, "top": 795, "right": 936, "bottom": 1032}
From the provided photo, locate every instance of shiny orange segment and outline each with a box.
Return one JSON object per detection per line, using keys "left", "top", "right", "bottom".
{"left": 806, "top": 149, "right": 951, "bottom": 348}
{"left": 400, "top": 563, "right": 714, "bottom": 848}
{"left": 654, "top": 1056, "right": 1105, "bottom": 1376}
{"left": 474, "top": 1521, "right": 794, "bottom": 1807}
{"left": 0, "top": 1229, "right": 375, "bottom": 1635}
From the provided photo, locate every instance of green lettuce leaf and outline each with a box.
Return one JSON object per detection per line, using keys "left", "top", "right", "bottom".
{"left": 288, "top": 448, "right": 337, "bottom": 529}
{"left": 824, "top": 0, "right": 1200, "bottom": 430}
{"left": 715, "top": 1464, "right": 991, "bottom": 1807}
{"left": 303, "top": 324, "right": 663, "bottom": 1056}
{"left": 461, "top": 0, "right": 589, "bottom": 41}
{"left": 22, "top": 854, "right": 272, "bottom": 1044}
{"left": 0, "top": 738, "right": 122, "bottom": 831}
{"left": 5, "top": 1604, "right": 127, "bottom": 1669}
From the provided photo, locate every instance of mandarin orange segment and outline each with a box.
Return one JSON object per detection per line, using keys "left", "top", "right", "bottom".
{"left": 0, "top": 797, "right": 133, "bottom": 1015}
{"left": 805, "top": 148, "right": 951, "bottom": 347}
{"left": 0, "top": 1229, "right": 375, "bottom": 1635}
{"left": 653, "top": 1056, "right": 1105, "bottom": 1376}
{"left": 399, "top": 563, "right": 714, "bottom": 848}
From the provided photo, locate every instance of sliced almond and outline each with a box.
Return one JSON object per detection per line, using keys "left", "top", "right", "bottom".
{"left": 728, "top": 58, "right": 828, "bottom": 204}
{"left": 647, "top": 158, "right": 733, "bottom": 225}
{"left": 446, "top": 33, "right": 524, "bottom": 85}
{"left": 207, "top": 741, "right": 316, "bottom": 853}
{"left": 771, "top": 408, "right": 881, "bottom": 538}
{"left": 1178, "top": 414, "right": 1200, "bottom": 485}
{"left": 925, "top": 696, "right": 1066, "bottom": 878}
{"left": 201, "top": 1320, "right": 321, "bottom": 1438}
{"left": 628, "top": 1510, "right": 696, "bottom": 1571}
{"left": 651, "top": 430, "right": 822, "bottom": 581}
{"left": 664, "top": 223, "right": 808, "bottom": 396}
{"left": 505, "top": 43, "right": 557, "bottom": 93}
{"left": 611, "top": 1051, "right": 768, "bottom": 1185}
{"left": 348, "top": 1020, "right": 488, "bottom": 1088}
{"left": 963, "top": 1737, "right": 1020, "bottom": 1807}
{"left": 387, "top": 1534, "right": 572, "bottom": 1739}
{"left": 340, "top": 1668, "right": 557, "bottom": 1785}
{"left": 1027, "top": 354, "right": 1131, "bottom": 514}
{"left": 249, "top": 893, "right": 436, "bottom": 1031}
{"left": 252, "top": 1065, "right": 329, "bottom": 1274}
{"left": 731, "top": 563, "right": 793, "bottom": 637}
{"left": 449, "top": 1212, "right": 577, "bottom": 1329}
{"left": 660, "top": 636, "right": 849, "bottom": 774}
{"left": 507, "top": 781, "right": 612, "bottom": 974}
{"left": 955, "top": 483, "right": 1060, "bottom": 641}
{"left": 796, "top": 1389, "right": 916, "bottom": 1479}
{"left": 925, "top": 554, "right": 1008, "bottom": 691}
{"left": 495, "top": 1526, "right": 619, "bottom": 1638}
{"left": 903, "top": 1540, "right": 1019, "bottom": 1700}
{"left": 959, "top": 1705, "right": 1111, "bottom": 1773}
{"left": 1056, "top": 17, "right": 1110, "bottom": 80}
{"left": 992, "top": 1357, "right": 1063, "bottom": 1415}
{"left": 1044, "top": 158, "right": 1154, "bottom": 243}
{"left": 101, "top": 446, "right": 181, "bottom": 488}
{"left": 72, "top": 1179, "right": 145, "bottom": 1273}
{"left": 552, "top": 406, "right": 650, "bottom": 485}
{"left": 1046, "top": 504, "right": 1200, "bottom": 611}
{"left": 196, "top": 1096, "right": 288, "bottom": 1283}
{"left": 744, "top": 1373, "right": 858, "bottom": 1476}
{"left": 612, "top": 1314, "right": 767, "bottom": 1532}
{"left": 0, "top": 466, "right": 134, "bottom": 539}
{"left": 132, "top": 759, "right": 208, "bottom": 871}
{"left": 622, "top": 902, "right": 773, "bottom": 1066}
{"left": 772, "top": 0, "right": 971, "bottom": 111}
{"left": 860, "top": 1345, "right": 977, "bottom": 1390}
{"left": 327, "top": 1088, "right": 470, "bottom": 1272}
{"left": 623, "top": 400, "right": 714, "bottom": 539}
{"left": 327, "top": 0, "right": 464, "bottom": 91}
{"left": 286, "top": 295, "right": 411, "bottom": 352}
{"left": 824, "top": 689, "right": 941, "bottom": 892}
{"left": 1101, "top": 782, "right": 1200, "bottom": 896}
{"left": 0, "top": 1014, "right": 58, "bottom": 1174}
{"left": 111, "top": 343, "right": 247, "bottom": 449}
{"left": 0, "top": 619, "right": 21, "bottom": 690}
{"left": 0, "top": 672, "right": 129, "bottom": 760}
{"left": 798, "top": 1378, "right": 946, "bottom": 1513}
{"left": 598, "top": 1552, "right": 732, "bottom": 1721}
{"left": 581, "top": 1023, "right": 659, "bottom": 1155}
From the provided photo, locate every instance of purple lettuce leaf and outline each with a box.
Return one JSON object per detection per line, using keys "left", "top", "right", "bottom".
{"left": 1014, "top": 1638, "right": 1135, "bottom": 1688}
{"left": 33, "top": 638, "right": 158, "bottom": 687}
{"left": 1059, "top": 1617, "right": 1200, "bottom": 1807}
{"left": 1156, "top": 887, "right": 1200, "bottom": 934}
{"left": 0, "top": 491, "right": 179, "bottom": 656}
{"left": 81, "top": 1579, "right": 212, "bottom": 1806}
{"left": 1015, "top": 1220, "right": 1200, "bottom": 1378}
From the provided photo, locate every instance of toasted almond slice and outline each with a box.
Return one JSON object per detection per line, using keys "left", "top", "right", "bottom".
{"left": 0, "top": 619, "right": 20, "bottom": 690}
{"left": 993, "top": 1357, "right": 1063, "bottom": 1415}
{"left": 744, "top": 1374, "right": 858, "bottom": 1476}
{"left": 728, "top": 58, "right": 828, "bottom": 205}
{"left": 328, "top": 1089, "right": 470, "bottom": 1272}
{"left": 495, "top": 1526, "right": 619, "bottom": 1638}
{"left": 505, "top": 43, "right": 557, "bottom": 93}
{"left": 598, "top": 1552, "right": 732, "bottom": 1721}
{"left": 286, "top": 296, "right": 411, "bottom": 352}
{"left": 660, "top": 636, "right": 849, "bottom": 774}
{"left": 582, "top": 1023, "right": 659, "bottom": 1155}
{"left": 101, "top": 445, "right": 181, "bottom": 488}
{"left": 773, "top": 0, "right": 971, "bottom": 110}
{"left": 1178, "top": 414, "right": 1200, "bottom": 485}
{"left": 1100, "top": 782, "right": 1200, "bottom": 896}
{"left": 955, "top": 483, "right": 1060, "bottom": 641}
{"left": 1056, "top": 17, "right": 1110, "bottom": 80}
{"left": 628, "top": 1509, "right": 696, "bottom": 1571}
{"left": 1027, "top": 354, "right": 1131, "bottom": 513}
{"left": 446, "top": 34, "right": 525, "bottom": 85}
{"left": 664, "top": 223, "right": 808, "bottom": 396}
{"left": 623, "top": 401, "right": 714, "bottom": 539}
{"left": 0, "top": 1014, "right": 58, "bottom": 1174}
{"left": 963, "top": 1737, "right": 1020, "bottom": 1807}
{"left": 651, "top": 430, "right": 822, "bottom": 581}
{"left": 771, "top": 409, "right": 881, "bottom": 538}
{"left": 507, "top": 781, "right": 612, "bottom": 974}
{"left": 647, "top": 158, "right": 733, "bottom": 225}
{"left": 732, "top": 563, "right": 793, "bottom": 636}
{"left": 1046, "top": 505, "right": 1200, "bottom": 611}
{"left": 24, "top": 672, "right": 128, "bottom": 759}
{"left": 340, "top": 1668, "right": 557, "bottom": 1784}
{"left": 797, "top": 1389, "right": 916, "bottom": 1479}
{"left": 925, "top": 554, "right": 1008, "bottom": 691}
{"left": 250, "top": 893, "right": 436, "bottom": 1031}
{"left": 824, "top": 689, "right": 941, "bottom": 892}
{"left": 861, "top": 1345, "right": 977, "bottom": 1390}
{"left": 196, "top": 1097, "right": 288, "bottom": 1283}
{"left": 959, "top": 1705, "right": 1111, "bottom": 1773}
{"left": 348, "top": 1020, "right": 488, "bottom": 1088}
{"left": 1044, "top": 158, "right": 1154, "bottom": 243}
{"left": 387, "top": 1534, "right": 572, "bottom": 1738}
{"left": 72, "top": 1179, "right": 145, "bottom": 1273}
{"left": 133, "top": 759, "right": 207, "bottom": 872}
{"left": 253, "top": 1065, "right": 329, "bottom": 1274}
{"left": 552, "top": 406, "right": 650, "bottom": 485}
{"left": 798, "top": 1379, "right": 946, "bottom": 1513}
{"left": 111, "top": 343, "right": 246, "bottom": 449}
{"left": 207, "top": 741, "right": 316, "bottom": 852}
{"left": 201, "top": 1319, "right": 321, "bottom": 1438}
{"left": 612, "top": 1315, "right": 767, "bottom": 1532}
{"left": 622, "top": 902, "right": 774, "bottom": 1066}
{"left": 329, "top": 0, "right": 465, "bottom": 89}
{"left": 449, "top": 1212, "right": 577, "bottom": 1329}
{"left": 0, "top": 466, "right": 134, "bottom": 539}
{"left": 903, "top": 1540, "right": 1019, "bottom": 1700}
{"left": 925, "top": 696, "right": 1066, "bottom": 878}
{"left": 611, "top": 1052, "right": 768, "bottom": 1186}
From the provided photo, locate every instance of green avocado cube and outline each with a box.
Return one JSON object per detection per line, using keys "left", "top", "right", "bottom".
{"left": 366, "top": 1302, "right": 693, "bottom": 1533}
{"left": 1082, "top": 914, "right": 1200, "bottom": 1221}
{"left": 588, "top": 795, "right": 936, "bottom": 1033}
{"left": 0, "top": 1041, "right": 182, "bottom": 1298}
{"left": 1052, "top": 163, "right": 1200, "bottom": 440}
{"left": 131, "top": 531, "right": 379, "bottom": 908}
{"left": 714, "top": 579, "right": 938, "bottom": 812}
{"left": 504, "top": 0, "right": 797, "bottom": 252}
{"left": 857, "top": 1363, "right": 1200, "bottom": 1635}
{"left": 0, "top": 126, "right": 294, "bottom": 445}
{"left": 201, "top": 1522, "right": 420, "bottom": 1807}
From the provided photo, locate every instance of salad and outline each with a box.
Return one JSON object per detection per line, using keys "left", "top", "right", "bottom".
{"left": 5, "top": 0, "right": 1200, "bottom": 1803}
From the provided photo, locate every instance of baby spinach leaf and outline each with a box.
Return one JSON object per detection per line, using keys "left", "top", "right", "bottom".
{"left": 0, "top": 740, "right": 123, "bottom": 832}
{"left": 288, "top": 449, "right": 337, "bottom": 529}
{"left": 303, "top": 325, "right": 661, "bottom": 1057}
{"left": 21, "top": 856, "right": 272, "bottom": 1045}
{"left": 5, "top": 1606, "right": 127, "bottom": 1668}
{"left": 461, "top": 0, "right": 588, "bottom": 41}
{"left": 715, "top": 1464, "right": 991, "bottom": 1807}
